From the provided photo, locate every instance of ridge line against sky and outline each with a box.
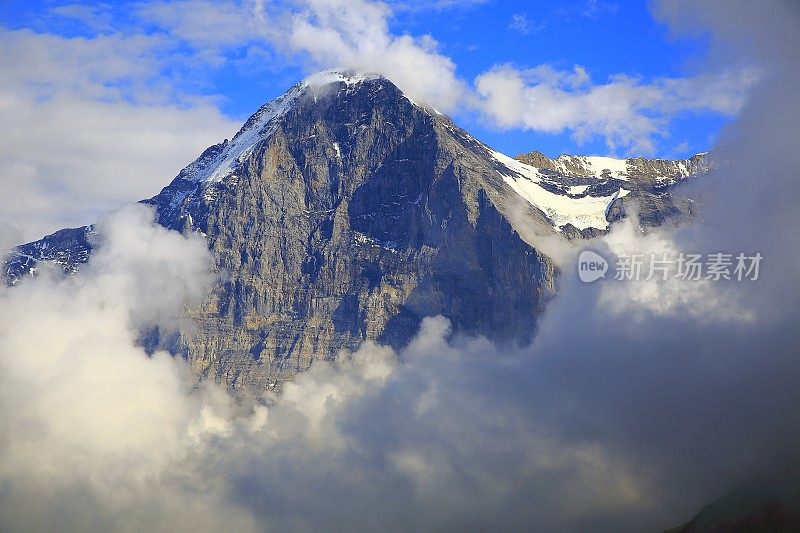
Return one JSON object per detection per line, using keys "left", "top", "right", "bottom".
{"left": 1, "top": 0, "right": 755, "bottom": 241}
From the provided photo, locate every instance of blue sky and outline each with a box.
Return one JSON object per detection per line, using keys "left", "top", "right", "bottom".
{"left": 0, "top": 0, "right": 754, "bottom": 239}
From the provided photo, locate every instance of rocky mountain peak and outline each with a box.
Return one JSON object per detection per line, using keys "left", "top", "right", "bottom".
{"left": 3, "top": 69, "right": 708, "bottom": 393}
{"left": 175, "top": 69, "right": 413, "bottom": 187}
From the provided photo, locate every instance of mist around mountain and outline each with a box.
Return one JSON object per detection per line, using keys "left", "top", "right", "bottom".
{"left": 0, "top": 1, "right": 799, "bottom": 531}
{"left": 3, "top": 70, "right": 709, "bottom": 394}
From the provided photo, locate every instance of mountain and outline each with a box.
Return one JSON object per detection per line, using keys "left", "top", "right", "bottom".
{"left": 665, "top": 481, "right": 800, "bottom": 533}
{"left": 2, "top": 70, "right": 706, "bottom": 393}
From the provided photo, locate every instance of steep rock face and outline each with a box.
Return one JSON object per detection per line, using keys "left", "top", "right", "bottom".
{"left": 139, "top": 72, "right": 556, "bottom": 391}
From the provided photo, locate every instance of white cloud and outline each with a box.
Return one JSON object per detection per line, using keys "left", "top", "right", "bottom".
{"left": 0, "top": 215, "right": 653, "bottom": 530}
{"left": 253, "top": 0, "right": 467, "bottom": 112}
{"left": 0, "top": 205, "right": 257, "bottom": 531}
{"left": 135, "top": 0, "right": 262, "bottom": 47}
{"left": 0, "top": 28, "right": 239, "bottom": 242}
{"left": 474, "top": 63, "right": 757, "bottom": 154}
{"left": 2, "top": 199, "right": 798, "bottom": 531}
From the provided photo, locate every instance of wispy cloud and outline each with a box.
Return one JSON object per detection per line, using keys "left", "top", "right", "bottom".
{"left": 134, "top": 0, "right": 261, "bottom": 48}
{"left": 508, "top": 13, "right": 547, "bottom": 35}
{"left": 390, "top": 0, "right": 489, "bottom": 12}
{"left": 552, "top": 0, "right": 619, "bottom": 21}
{"left": 49, "top": 2, "right": 116, "bottom": 32}
{"left": 508, "top": 13, "right": 532, "bottom": 34}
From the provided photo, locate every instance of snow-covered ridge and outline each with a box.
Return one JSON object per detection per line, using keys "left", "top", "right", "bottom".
{"left": 165, "top": 68, "right": 699, "bottom": 233}
{"left": 517, "top": 150, "right": 708, "bottom": 184}
{"left": 490, "top": 150, "right": 629, "bottom": 231}
{"left": 177, "top": 69, "right": 404, "bottom": 185}
{"left": 491, "top": 148, "right": 709, "bottom": 231}
{"left": 183, "top": 88, "right": 303, "bottom": 184}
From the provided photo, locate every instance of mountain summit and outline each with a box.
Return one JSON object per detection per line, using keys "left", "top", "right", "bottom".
{"left": 4, "top": 70, "right": 704, "bottom": 392}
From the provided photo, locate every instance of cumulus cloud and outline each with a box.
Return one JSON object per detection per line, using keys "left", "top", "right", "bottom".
{"left": 2, "top": 209, "right": 796, "bottom": 532}
{"left": 0, "top": 205, "right": 257, "bottom": 531}
{"left": 0, "top": 28, "right": 239, "bottom": 242}
{"left": 0, "top": 218, "right": 654, "bottom": 532}
{"left": 474, "top": 63, "right": 757, "bottom": 154}
{"left": 253, "top": 0, "right": 467, "bottom": 112}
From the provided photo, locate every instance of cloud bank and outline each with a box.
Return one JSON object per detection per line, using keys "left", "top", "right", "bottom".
{"left": 254, "top": 0, "right": 467, "bottom": 113}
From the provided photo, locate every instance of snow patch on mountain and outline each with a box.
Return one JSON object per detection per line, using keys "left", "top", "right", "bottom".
{"left": 577, "top": 156, "right": 629, "bottom": 178}
{"left": 510, "top": 178, "right": 629, "bottom": 231}
{"left": 303, "top": 69, "right": 382, "bottom": 88}
{"left": 490, "top": 149, "right": 629, "bottom": 231}
{"left": 189, "top": 90, "right": 302, "bottom": 184}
